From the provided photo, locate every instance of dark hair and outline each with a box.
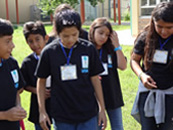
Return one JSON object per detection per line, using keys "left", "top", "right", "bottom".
{"left": 23, "top": 21, "right": 47, "bottom": 40}
{"left": 89, "top": 17, "right": 114, "bottom": 54}
{"left": 54, "top": 10, "right": 81, "bottom": 34}
{"left": 0, "top": 18, "right": 13, "bottom": 37}
{"left": 49, "top": 4, "right": 73, "bottom": 37}
{"left": 53, "top": 3, "right": 73, "bottom": 18}
{"left": 140, "top": 2, "right": 173, "bottom": 70}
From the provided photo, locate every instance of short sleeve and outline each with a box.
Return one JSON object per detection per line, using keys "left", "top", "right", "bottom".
{"left": 89, "top": 44, "right": 104, "bottom": 76}
{"left": 20, "top": 60, "right": 30, "bottom": 87}
{"left": 35, "top": 49, "right": 50, "bottom": 78}
{"left": 133, "top": 34, "right": 146, "bottom": 56}
{"left": 14, "top": 60, "right": 26, "bottom": 90}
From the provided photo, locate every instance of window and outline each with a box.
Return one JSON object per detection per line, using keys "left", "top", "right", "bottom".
{"left": 141, "top": 0, "right": 173, "bottom": 16}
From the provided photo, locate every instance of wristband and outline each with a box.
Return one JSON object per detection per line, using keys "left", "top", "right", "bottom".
{"left": 114, "top": 46, "right": 122, "bottom": 51}
{"left": 138, "top": 72, "right": 144, "bottom": 80}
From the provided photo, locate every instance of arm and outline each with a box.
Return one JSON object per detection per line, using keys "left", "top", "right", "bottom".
{"left": 37, "top": 78, "right": 51, "bottom": 130}
{"left": 130, "top": 53, "right": 157, "bottom": 89}
{"left": 25, "top": 85, "right": 51, "bottom": 99}
{"left": 24, "top": 86, "right": 37, "bottom": 94}
{"left": 91, "top": 75, "right": 107, "bottom": 130}
{"left": 110, "top": 31, "right": 127, "bottom": 70}
{"left": 0, "top": 88, "right": 26, "bottom": 121}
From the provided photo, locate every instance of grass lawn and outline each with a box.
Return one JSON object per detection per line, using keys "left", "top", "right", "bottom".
{"left": 12, "top": 24, "right": 141, "bottom": 130}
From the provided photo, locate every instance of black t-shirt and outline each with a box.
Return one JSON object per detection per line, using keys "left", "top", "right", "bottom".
{"left": 21, "top": 53, "right": 51, "bottom": 124}
{"left": 36, "top": 38, "right": 104, "bottom": 123}
{"left": 0, "top": 57, "right": 25, "bottom": 130}
{"left": 80, "top": 29, "right": 88, "bottom": 41}
{"left": 134, "top": 34, "right": 173, "bottom": 89}
{"left": 99, "top": 48, "right": 124, "bottom": 110}
{"left": 46, "top": 36, "right": 56, "bottom": 45}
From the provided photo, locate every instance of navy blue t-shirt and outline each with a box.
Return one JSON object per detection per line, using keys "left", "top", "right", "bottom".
{"left": 0, "top": 57, "right": 25, "bottom": 130}
{"left": 36, "top": 38, "right": 104, "bottom": 123}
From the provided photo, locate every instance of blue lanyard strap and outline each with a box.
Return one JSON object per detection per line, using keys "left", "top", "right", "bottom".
{"left": 99, "top": 49, "right": 102, "bottom": 61}
{"left": 34, "top": 53, "right": 39, "bottom": 60}
{"left": 159, "top": 35, "right": 172, "bottom": 50}
{"left": 60, "top": 40, "right": 73, "bottom": 65}
{"left": 0, "top": 59, "right": 3, "bottom": 67}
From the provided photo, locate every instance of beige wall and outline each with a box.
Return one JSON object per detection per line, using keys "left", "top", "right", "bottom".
{"left": 97, "top": 0, "right": 109, "bottom": 17}
{"left": 131, "top": 0, "right": 139, "bottom": 36}
{"left": 138, "top": 18, "right": 150, "bottom": 32}
{"left": 0, "top": 0, "right": 38, "bottom": 23}
{"left": 0, "top": 1, "right": 7, "bottom": 19}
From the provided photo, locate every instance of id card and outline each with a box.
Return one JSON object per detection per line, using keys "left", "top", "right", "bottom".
{"left": 81, "top": 56, "right": 89, "bottom": 68}
{"left": 153, "top": 50, "right": 168, "bottom": 64}
{"left": 46, "top": 76, "right": 51, "bottom": 88}
{"left": 100, "top": 63, "right": 108, "bottom": 76}
{"left": 11, "top": 69, "right": 19, "bottom": 83}
{"left": 60, "top": 65, "right": 77, "bottom": 81}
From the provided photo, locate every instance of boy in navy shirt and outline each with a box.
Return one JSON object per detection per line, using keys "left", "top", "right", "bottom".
{"left": 36, "top": 10, "right": 107, "bottom": 130}
{"left": 21, "top": 21, "right": 51, "bottom": 130}
{"left": 0, "top": 18, "right": 26, "bottom": 130}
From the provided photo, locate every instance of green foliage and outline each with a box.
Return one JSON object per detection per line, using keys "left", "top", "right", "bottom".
{"left": 123, "top": 9, "right": 130, "bottom": 21}
{"left": 38, "top": 0, "right": 79, "bottom": 16}
{"left": 38, "top": 0, "right": 105, "bottom": 16}
{"left": 87, "top": 0, "right": 104, "bottom": 7}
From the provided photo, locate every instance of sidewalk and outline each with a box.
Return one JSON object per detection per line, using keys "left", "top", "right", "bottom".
{"left": 116, "top": 29, "right": 136, "bottom": 46}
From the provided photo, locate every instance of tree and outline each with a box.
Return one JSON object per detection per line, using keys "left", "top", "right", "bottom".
{"left": 38, "top": 0, "right": 104, "bottom": 16}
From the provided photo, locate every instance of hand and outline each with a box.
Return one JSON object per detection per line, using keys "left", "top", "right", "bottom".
{"left": 5, "top": 106, "right": 26, "bottom": 121}
{"left": 39, "top": 112, "right": 51, "bottom": 130}
{"left": 140, "top": 73, "right": 157, "bottom": 89}
{"left": 110, "top": 31, "right": 120, "bottom": 48}
{"left": 98, "top": 110, "right": 107, "bottom": 130}
{"left": 45, "top": 89, "right": 51, "bottom": 99}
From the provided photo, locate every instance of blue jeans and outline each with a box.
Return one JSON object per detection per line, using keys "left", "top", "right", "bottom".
{"left": 98, "top": 107, "right": 124, "bottom": 130}
{"left": 53, "top": 116, "right": 97, "bottom": 130}
{"left": 35, "top": 124, "right": 51, "bottom": 130}
{"left": 138, "top": 92, "right": 173, "bottom": 130}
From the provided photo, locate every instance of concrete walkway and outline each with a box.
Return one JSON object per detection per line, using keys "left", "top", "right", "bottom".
{"left": 116, "top": 29, "right": 136, "bottom": 46}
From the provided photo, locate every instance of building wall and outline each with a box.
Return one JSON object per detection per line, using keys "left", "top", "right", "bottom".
{"left": 0, "top": 1, "right": 6, "bottom": 19}
{"left": 131, "top": 0, "right": 139, "bottom": 36}
{"left": 0, "top": 0, "right": 129, "bottom": 23}
{"left": 138, "top": 18, "right": 150, "bottom": 32}
{"left": 0, "top": 0, "right": 38, "bottom": 23}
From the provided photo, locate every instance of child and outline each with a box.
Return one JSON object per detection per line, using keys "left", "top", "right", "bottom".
{"left": 20, "top": 21, "right": 51, "bottom": 130}
{"left": 48, "top": 3, "right": 88, "bottom": 44}
{"left": 35, "top": 10, "right": 107, "bottom": 130}
{"left": 130, "top": 2, "right": 173, "bottom": 130}
{"left": 89, "top": 17, "right": 127, "bottom": 130}
{"left": 0, "top": 18, "right": 26, "bottom": 130}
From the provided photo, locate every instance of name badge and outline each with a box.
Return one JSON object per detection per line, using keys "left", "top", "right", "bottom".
{"left": 100, "top": 63, "right": 108, "bottom": 76}
{"left": 108, "top": 54, "right": 113, "bottom": 68}
{"left": 81, "top": 56, "right": 89, "bottom": 68}
{"left": 11, "top": 69, "right": 19, "bottom": 88}
{"left": 60, "top": 65, "right": 77, "bottom": 81}
{"left": 11, "top": 69, "right": 19, "bottom": 83}
{"left": 108, "top": 55, "right": 112, "bottom": 64}
{"left": 153, "top": 50, "right": 168, "bottom": 64}
{"left": 46, "top": 76, "right": 51, "bottom": 88}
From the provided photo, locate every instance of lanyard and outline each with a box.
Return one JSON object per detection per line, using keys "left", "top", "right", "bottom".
{"left": 60, "top": 40, "right": 73, "bottom": 65}
{"left": 99, "top": 49, "right": 102, "bottom": 61}
{"left": 34, "top": 53, "right": 40, "bottom": 60}
{"left": 0, "top": 59, "right": 3, "bottom": 67}
{"left": 159, "top": 35, "right": 172, "bottom": 50}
